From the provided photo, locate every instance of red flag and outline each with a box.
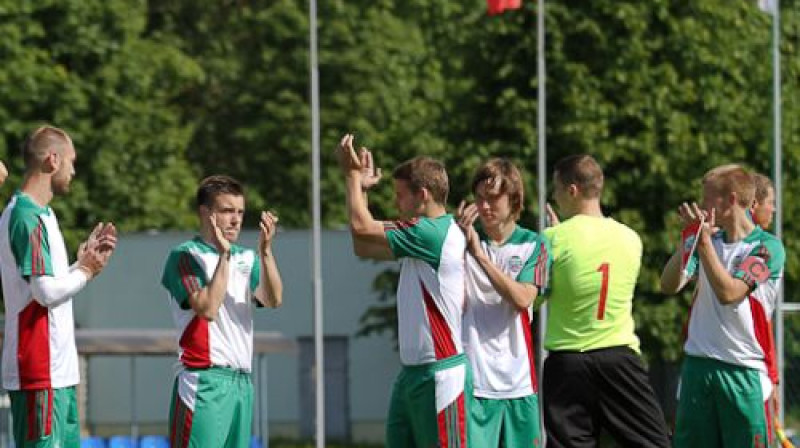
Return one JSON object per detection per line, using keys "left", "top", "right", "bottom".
{"left": 487, "top": 0, "right": 522, "bottom": 16}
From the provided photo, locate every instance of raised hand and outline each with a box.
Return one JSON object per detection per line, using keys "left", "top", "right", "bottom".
{"left": 258, "top": 211, "right": 279, "bottom": 256}
{"left": 678, "top": 202, "right": 714, "bottom": 246}
{"left": 546, "top": 203, "right": 560, "bottom": 227}
{"left": 208, "top": 213, "right": 232, "bottom": 254}
{"left": 359, "top": 147, "right": 382, "bottom": 191}
{"left": 456, "top": 201, "right": 482, "bottom": 256}
{"left": 336, "top": 134, "right": 363, "bottom": 175}
{"left": 79, "top": 222, "right": 117, "bottom": 258}
{"left": 77, "top": 222, "right": 117, "bottom": 279}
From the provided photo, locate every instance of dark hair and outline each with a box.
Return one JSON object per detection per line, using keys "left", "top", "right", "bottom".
{"left": 196, "top": 175, "right": 244, "bottom": 208}
{"left": 553, "top": 154, "right": 604, "bottom": 199}
{"left": 392, "top": 156, "right": 449, "bottom": 204}
{"left": 22, "top": 125, "right": 71, "bottom": 169}
{"left": 471, "top": 158, "right": 525, "bottom": 219}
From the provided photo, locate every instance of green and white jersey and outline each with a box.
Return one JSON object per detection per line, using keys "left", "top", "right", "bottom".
{"left": 462, "top": 225, "right": 551, "bottom": 399}
{"left": 542, "top": 215, "right": 642, "bottom": 353}
{"left": 384, "top": 214, "right": 466, "bottom": 365}
{"left": 0, "top": 192, "right": 78, "bottom": 390}
{"left": 683, "top": 227, "right": 784, "bottom": 395}
{"left": 161, "top": 237, "right": 261, "bottom": 372}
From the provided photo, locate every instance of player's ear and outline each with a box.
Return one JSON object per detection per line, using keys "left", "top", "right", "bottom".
{"left": 567, "top": 184, "right": 579, "bottom": 198}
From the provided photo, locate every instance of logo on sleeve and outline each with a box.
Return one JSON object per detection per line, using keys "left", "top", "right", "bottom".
{"left": 739, "top": 256, "right": 770, "bottom": 283}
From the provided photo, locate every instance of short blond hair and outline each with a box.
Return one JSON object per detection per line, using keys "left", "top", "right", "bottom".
{"left": 702, "top": 165, "right": 755, "bottom": 208}
{"left": 751, "top": 173, "right": 774, "bottom": 203}
{"left": 22, "top": 125, "right": 72, "bottom": 169}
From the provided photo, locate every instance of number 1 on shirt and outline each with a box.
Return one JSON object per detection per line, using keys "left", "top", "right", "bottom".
{"left": 597, "top": 263, "right": 610, "bottom": 320}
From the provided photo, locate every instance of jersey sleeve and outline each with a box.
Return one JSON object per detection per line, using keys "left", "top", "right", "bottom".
{"left": 250, "top": 253, "right": 261, "bottom": 294}
{"left": 161, "top": 248, "right": 207, "bottom": 310}
{"left": 9, "top": 210, "right": 53, "bottom": 277}
{"left": 383, "top": 218, "right": 442, "bottom": 267}
{"left": 733, "top": 238, "right": 785, "bottom": 291}
{"left": 518, "top": 234, "right": 552, "bottom": 294}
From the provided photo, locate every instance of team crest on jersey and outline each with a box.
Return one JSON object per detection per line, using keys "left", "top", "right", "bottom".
{"left": 509, "top": 255, "right": 524, "bottom": 273}
{"left": 236, "top": 261, "right": 251, "bottom": 277}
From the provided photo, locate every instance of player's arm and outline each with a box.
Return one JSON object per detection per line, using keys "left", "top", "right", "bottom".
{"left": 472, "top": 253, "right": 538, "bottom": 310}
{"left": 697, "top": 242, "right": 749, "bottom": 305}
{"left": 661, "top": 202, "right": 704, "bottom": 295}
{"left": 254, "top": 211, "right": 283, "bottom": 308}
{"left": 187, "top": 215, "right": 232, "bottom": 321}
{"left": 17, "top": 220, "right": 116, "bottom": 307}
{"left": 337, "top": 134, "right": 394, "bottom": 261}
{"left": 660, "top": 247, "right": 685, "bottom": 295}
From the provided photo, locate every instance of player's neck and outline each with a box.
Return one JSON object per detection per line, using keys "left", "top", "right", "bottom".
{"left": 20, "top": 174, "right": 54, "bottom": 207}
{"left": 484, "top": 220, "right": 516, "bottom": 245}
{"left": 572, "top": 199, "right": 603, "bottom": 218}
{"left": 421, "top": 202, "right": 447, "bottom": 219}
{"left": 720, "top": 213, "right": 756, "bottom": 243}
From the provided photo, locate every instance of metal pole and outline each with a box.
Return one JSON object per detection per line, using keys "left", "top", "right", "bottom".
{"left": 536, "top": 0, "right": 547, "bottom": 445}
{"left": 130, "top": 357, "right": 138, "bottom": 440}
{"left": 308, "top": 0, "right": 325, "bottom": 446}
{"left": 771, "top": 0, "right": 784, "bottom": 424}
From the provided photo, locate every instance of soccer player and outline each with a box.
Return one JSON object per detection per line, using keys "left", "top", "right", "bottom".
{"left": 161, "top": 175, "right": 283, "bottom": 448}
{"left": 541, "top": 154, "right": 670, "bottom": 448}
{"left": 457, "top": 158, "right": 550, "bottom": 447}
{"left": 335, "top": 134, "right": 469, "bottom": 448}
{"left": 751, "top": 172, "right": 775, "bottom": 230}
{"left": 0, "top": 125, "right": 117, "bottom": 448}
{"left": 661, "top": 165, "right": 784, "bottom": 448}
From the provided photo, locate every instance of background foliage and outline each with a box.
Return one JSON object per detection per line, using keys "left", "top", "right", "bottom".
{"left": 0, "top": 0, "right": 798, "bottom": 363}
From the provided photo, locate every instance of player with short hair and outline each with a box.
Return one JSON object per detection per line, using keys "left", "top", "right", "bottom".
{"left": 0, "top": 125, "right": 117, "bottom": 448}
{"left": 661, "top": 165, "right": 785, "bottom": 448}
{"left": 162, "top": 175, "right": 283, "bottom": 448}
{"left": 542, "top": 154, "right": 670, "bottom": 448}
{"left": 457, "top": 158, "right": 550, "bottom": 447}
{"left": 336, "top": 134, "right": 469, "bottom": 448}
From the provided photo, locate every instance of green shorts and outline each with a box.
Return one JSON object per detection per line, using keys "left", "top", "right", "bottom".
{"left": 386, "top": 354, "right": 472, "bottom": 448}
{"left": 469, "top": 395, "right": 541, "bottom": 447}
{"left": 674, "top": 356, "right": 768, "bottom": 448}
{"left": 9, "top": 386, "right": 79, "bottom": 448}
{"left": 169, "top": 367, "right": 254, "bottom": 448}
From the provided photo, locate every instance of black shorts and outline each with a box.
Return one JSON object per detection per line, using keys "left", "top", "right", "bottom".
{"left": 542, "top": 346, "right": 670, "bottom": 448}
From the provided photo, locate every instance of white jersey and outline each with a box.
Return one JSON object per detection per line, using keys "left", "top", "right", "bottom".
{"left": 462, "top": 225, "right": 550, "bottom": 399}
{"left": 684, "top": 227, "right": 784, "bottom": 396}
{"left": 161, "top": 237, "right": 261, "bottom": 372}
{"left": 0, "top": 192, "right": 79, "bottom": 390}
{"left": 384, "top": 215, "right": 466, "bottom": 365}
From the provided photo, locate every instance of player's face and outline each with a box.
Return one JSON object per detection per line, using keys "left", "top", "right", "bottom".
{"left": 208, "top": 193, "right": 245, "bottom": 242}
{"left": 394, "top": 179, "right": 422, "bottom": 219}
{"left": 475, "top": 182, "right": 513, "bottom": 229}
{"left": 52, "top": 144, "right": 76, "bottom": 196}
{"left": 752, "top": 187, "right": 775, "bottom": 229}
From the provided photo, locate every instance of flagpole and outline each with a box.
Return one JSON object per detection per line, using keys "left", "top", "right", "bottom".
{"left": 771, "top": 0, "right": 784, "bottom": 425}
{"left": 536, "top": 0, "right": 548, "bottom": 444}
{"left": 308, "top": 0, "right": 325, "bottom": 446}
